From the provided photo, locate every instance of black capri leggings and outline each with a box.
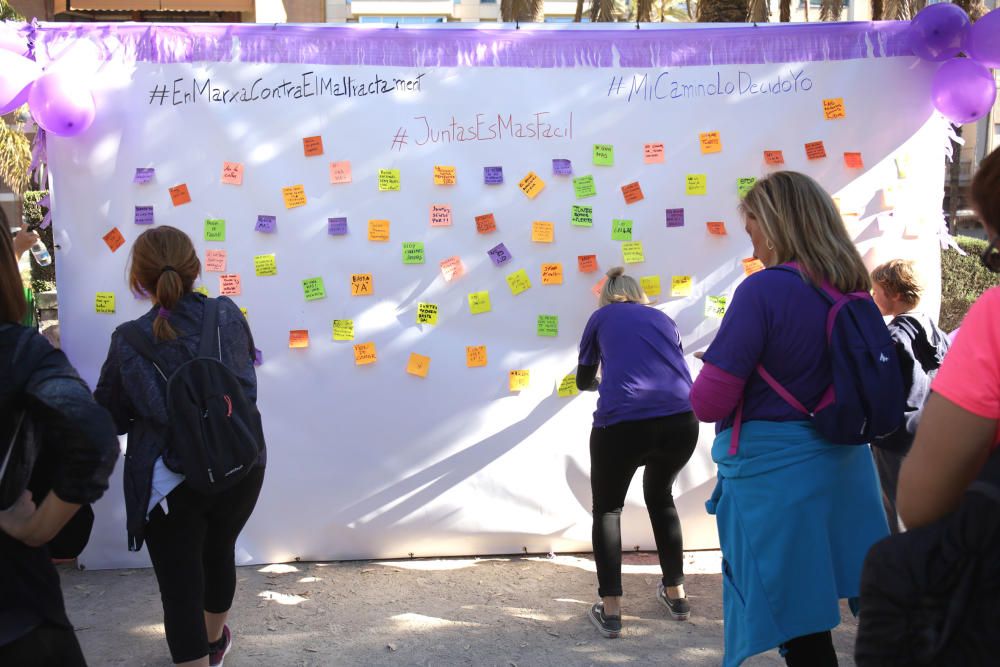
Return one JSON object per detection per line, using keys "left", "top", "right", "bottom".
{"left": 144, "top": 466, "right": 265, "bottom": 664}
{"left": 590, "top": 411, "right": 699, "bottom": 598}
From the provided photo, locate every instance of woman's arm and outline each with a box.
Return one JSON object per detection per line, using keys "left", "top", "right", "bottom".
{"left": 576, "top": 364, "right": 599, "bottom": 391}
{"left": 690, "top": 362, "right": 746, "bottom": 422}
{"left": 0, "top": 491, "right": 81, "bottom": 548}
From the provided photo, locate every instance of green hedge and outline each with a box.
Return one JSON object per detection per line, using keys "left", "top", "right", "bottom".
{"left": 939, "top": 235, "right": 1000, "bottom": 332}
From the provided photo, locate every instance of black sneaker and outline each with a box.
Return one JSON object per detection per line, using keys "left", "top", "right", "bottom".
{"left": 657, "top": 583, "right": 690, "bottom": 621}
{"left": 588, "top": 602, "right": 622, "bottom": 638}
{"left": 208, "top": 625, "right": 232, "bottom": 667}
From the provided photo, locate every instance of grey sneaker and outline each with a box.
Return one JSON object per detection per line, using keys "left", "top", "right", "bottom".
{"left": 657, "top": 583, "right": 690, "bottom": 621}
{"left": 588, "top": 602, "right": 622, "bottom": 638}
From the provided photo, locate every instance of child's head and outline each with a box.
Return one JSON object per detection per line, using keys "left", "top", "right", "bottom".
{"left": 871, "top": 259, "right": 921, "bottom": 316}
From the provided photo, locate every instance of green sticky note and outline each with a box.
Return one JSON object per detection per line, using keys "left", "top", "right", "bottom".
{"left": 558, "top": 374, "right": 580, "bottom": 397}
{"left": 506, "top": 269, "right": 532, "bottom": 296}
{"left": 468, "top": 290, "right": 492, "bottom": 314}
{"left": 417, "top": 302, "right": 439, "bottom": 325}
{"left": 737, "top": 177, "right": 757, "bottom": 198}
{"left": 254, "top": 253, "right": 277, "bottom": 277}
{"left": 574, "top": 175, "right": 597, "bottom": 199}
{"left": 622, "top": 241, "right": 645, "bottom": 264}
{"left": 571, "top": 205, "right": 593, "bottom": 227}
{"left": 378, "top": 168, "right": 401, "bottom": 191}
{"left": 537, "top": 314, "right": 559, "bottom": 337}
{"left": 706, "top": 295, "right": 728, "bottom": 318}
{"left": 402, "top": 241, "right": 425, "bottom": 265}
{"left": 204, "top": 218, "right": 226, "bottom": 242}
{"left": 302, "top": 277, "right": 326, "bottom": 301}
{"left": 686, "top": 174, "right": 707, "bottom": 195}
{"left": 95, "top": 292, "right": 115, "bottom": 313}
{"left": 593, "top": 144, "right": 614, "bottom": 166}
{"left": 612, "top": 219, "right": 633, "bottom": 241}
{"left": 332, "top": 319, "right": 354, "bottom": 341}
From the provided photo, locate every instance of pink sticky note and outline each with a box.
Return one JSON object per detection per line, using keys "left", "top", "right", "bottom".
{"left": 219, "top": 274, "right": 241, "bottom": 296}
{"left": 205, "top": 249, "right": 227, "bottom": 273}
{"left": 430, "top": 204, "right": 452, "bottom": 227}
{"left": 440, "top": 256, "right": 464, "bottom": 281}
{"left": 644, "top": 143, "right": 665, "bottom": 164}
{"left": 221, "top": 162, "right": 244, "bottom": 186}
{"left": 330, "top": 161, "right": 352, "bottom": 184}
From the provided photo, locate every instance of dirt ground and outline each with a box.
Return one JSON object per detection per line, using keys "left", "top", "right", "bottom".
{"left": 62, "top": 551, "right": 858, "bottom": 666}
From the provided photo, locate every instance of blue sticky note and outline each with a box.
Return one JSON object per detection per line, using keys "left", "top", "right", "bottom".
{"left": 328, "top": 217, "right": 348, "bottom": 236}
{"left": 484, "top": 166, "right": 503, "bottom": 185}
{"left": 487, "top": 243, "right": 512, "bottom": 266}
{"left": 255, "top": 215, "right": 276, "bottom": 233}
{"left": 666, "top": 208, "right": 685, "bottom": 228}
{"left": 552, "top": 159, "right": 572, "bottom": 175}
{"left": 134, "top": 206, "right": 154, "bottom": 225}
{"left": 133, "top": 168, "right": 155, "bottom": 184}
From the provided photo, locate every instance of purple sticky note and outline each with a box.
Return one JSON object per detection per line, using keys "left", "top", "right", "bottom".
{"left": 254, "top": 348, "right": 263, "bottom": 367}
{"left": 487, "top": 242, "right": 512, "bottom": 266}
{"left": 484, "top": 166, "right": 503, "bottom": 185}
{"left": 552, "top": 159, "right": 572, "bottom": 175}
{"left": 666, "top": 208, "right": 685, "bottom": 228}
{"left": 255, "top": 215, "right": 277, "bottom": 233}
{"left": 134, "top": 205, "right": 154, "bottom": 225}
{"left": 133, "top": 168, "right": 155, "bottom": 184}
{"left": 328, "top": 217, "right": 348, "bottom": 236}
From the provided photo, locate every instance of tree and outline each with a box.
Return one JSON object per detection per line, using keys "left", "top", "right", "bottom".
{"left": 500, "top": 0, "right": 544, "bottom": 22}
{"left": 697, "top": 0, "right": 749, "bottom": 22}
{"left": 0, "top": 0, "right": 31, "bottom": 199}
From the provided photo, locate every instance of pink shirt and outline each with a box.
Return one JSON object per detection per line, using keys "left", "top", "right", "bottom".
{"left": 931, "top": 286, "right": 1000, "bottom": 446}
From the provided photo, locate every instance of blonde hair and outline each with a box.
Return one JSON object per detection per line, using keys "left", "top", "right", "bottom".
{"left": 871, "top": 259, "right": 922, "bottom": 307}
{"left": 600, "top": 267, "right": 649, "bottom": 307}
{"left": 739, "top": 171, "right": 871, "bottom": 293}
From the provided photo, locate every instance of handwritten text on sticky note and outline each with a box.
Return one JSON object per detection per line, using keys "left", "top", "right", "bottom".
{"left": 204, "top": 218, "right": 225, "bottom": 242}
{"left": 440, "top": 256, "right": 463, "bottom": 282}
{"left": 134, "top": 206, "right": 154, "bottom": 226}
{"left": 328, "top": 217, "right": 347, "bottom": 236}
{"left": 558, "top": 374, "right": 579, "bottom": 397}
{"left": 578, "top": 255, "right": 598, "bottom": 273}
{"left": 333, "top": 319, "right": 354, "bottom": 341}
{"left": 519, "top": 171, "right": 545, "bottom": 199}
{"left": 641, "top": 275, "right": 661, "bottom": 296}
{"left": 468, "top": 291, "right": 492, "bottom": 314}
{"left": 622, "top": 182, "right": 644, "bottom": 204}
{"left": 256, "top": 215, "right": 276, "bottom": 233}
{"left": 484, "top": 166, "right": 503, "bottom": 185}
{"left": 134, "top": 168, "right": 154, "bottom": 184}
{"left": 402, "top": 242, "right": 425, "bottom": 265}
{"left": 823, "top": 98, "right": 846, "bottom": 120}
{"left": 302, "top": 277, "right": 326, "bottom": 301}
{"left": 475, "top": 213, "right": 497, "bottom": 234}
{"left": 430, "top": 204, "right": 452, "bottom": 227}
{"left": 466, "top": 345, "right": 487, "bottom": 367}
{"left": 506, "top": 269, "right": 532, "bottom": 296}
{"left": 487, "top": 243, "right": 512, "bottom": 266}
{"left": 537, "top": 315, "right": 558, "bottom": 337}
{"left": 571, "top": 205, "right": 593, "bottom": 227}
{"left": 532, "top": 221, "right": 554, "bottom": 243}
{"left": 407, "top": 353, "right": 430, "bottom": 378}
{"left": 351, "top": 273, "right": 373, "bottom": 296}
{"left": 552, "top": 159, "right": 572, "bottom": 175}
{"left": 612, "top": 219, "right": 633, "bottom": 241}
{"left": 169, "top": 184, "right": 191, "bottom": 206}
{"left": 368, "top": 219, "right": 390, "bottom": 241}
{"left": 282, "top": 185, "right": 306, "bottom": 209}
{"left": 254, "top": 254, "right": 276, "bottom": 276}
{"left": 289, "top": 330, "right": 309, "bottom": 349}
{"left": 644, "top": 143, "right": 665, "bottom": 164}
{"left": 219, "top": 274, "right": 241, "bottom": 296}
{"left": 329, "top": 161, "right": 352, "bottom": 184}
{"left": 593, "top": 144, "right": 614, "bottom": 166}
{"left": 95, "top": 292, "right": 115, "bottom": 314}
{"left": 434, "top": 165, "right": 456, "bottom": 185}
{"left": 700, "top": 131, "right": 722, "bottom": 154}
{"left": 221, "top": 162, "right": 244, "bottom": 186}
{"left": 205, "top": 249, "right": 227, "bottom": 272}
{"left": 764, "top": 150, "right": 785, "bottom": 165}
{"left": 707, "top": 221, "right": 728, "bottom": 236}
{"left": 378, "top": 169, "right": 401, "bottom": 191}
{"left": 541, "top": 263, "right": 563, "bottom": 285}
{"left": 805, "top": 141, "right": 827, "bottom": 160}
{"left": 686, "top": 174, "right": 707, "bottom": 195}
{"left": 103, "top": 228, "right": 125, "bottom": 253}
{"left": 574, "top": 175, "right": 597, "bottom": 199}
{"left": 509, "top": 370, "right": 530, "bottom": 391}
{"left": 622, "top": 241, "right": 645, "bottom": 264}
{"left": 354, "top": 342, "right": 377, "bottom": 365}
{"left": 417, "top": 302, "right": 438, "bottom": 325}
{"left": 666, "top": 208, "right": 685, "bottom": 228}
{"left": 303, "top": 136, "right": 324, "bottom": 156}
{"left": 671, "top": 275, "right": 693, "bottom": 297}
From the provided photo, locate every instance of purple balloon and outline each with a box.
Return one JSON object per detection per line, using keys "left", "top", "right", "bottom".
{"left": 0, "top": 49, "right": 40, "bottom": 109}
{"left": 967, "top": 7, "right": 1000, "bottom": 68}
{"left": 0, "top": 83, "right": 29, "bottom": 116}
{"left": 909, "top": 3, "right": 971, "bottom": 62}
{"left": 931, "top": 58, "right": 997, "bottom": 124}
{"left": 27, "top": 71, "right": 96, "bottom": 137}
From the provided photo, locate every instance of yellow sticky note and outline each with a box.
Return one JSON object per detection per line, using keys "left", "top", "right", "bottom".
{"left": 641, "top": 275, "right": 661, "bottom": 297}
{"left": 509, "top": 370, "right": 530, "bottom": 392}
{"left": 466, "top": 345, "right": 487, "bottom": 368}
{"left": 518, "top": 171, "right": 545, "bottom": 199}
{"left": 194, "top": 285, "right": 210, "bottom": 296}
{"left": 532, "top": 221, "right": 554, "bottom": 243}
{"left": 622, "top": 241, "right": 645, "bottom": 264}
{"left": 351, "top": 273, "right": 373, "bottom": 296}
{"left": 416, "top": 302, "right": 439, "bottom": 325}
{"left": 433, "top": 165, "right": 456, "bottom": 185}
{"left": 368, "top": 219, "right": 390, "bottom": 242}
{"left": 671, "top": 275, "right": 693, "bottom": 297}
{"left": 705, "top": 295, "right": 728, "bottom": 318}
{"left": 354, "top": 342, "right": 377, "bottom": 365}
{"left": 468, "top": 291, "right": 492, "bottom": 314}
{"left": 332, "top": 319, "right": 354, "bottom": 341}
{"left": 407, "top": 352, "right": 430, "bottom": 377}
{"left": 282, "top": 184, "right": 306, "bottom": 209}
{"left": 378, "top": 169, "right": 400, "bottom": 191}
{"left": 506, "top": 269, "right": 532, "bottom": 296}
{"left": 541, "top": 263, "right": 563, "bottom": 285}
{"left": 254, "top": 254, "right": 277, "bottom": 277}
{"left": 95, "top": 292, "right": 115, "bottom": 314}
{"left": 686, "top": 174, "right": 707, "bottom": 195}
{"left": 557, "top": 374, "right": 579, "bottom": 397}
{"left": 699, "top": 131, "right": 722, "bottom": 154}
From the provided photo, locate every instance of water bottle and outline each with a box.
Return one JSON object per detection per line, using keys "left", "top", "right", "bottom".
{"left": 30, "top": 239, "right": 52, "bottom": 267}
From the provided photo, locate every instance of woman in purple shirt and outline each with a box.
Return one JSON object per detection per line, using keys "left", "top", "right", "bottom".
{"left": 576, "top": 267, "right": 698, "bottom": 638}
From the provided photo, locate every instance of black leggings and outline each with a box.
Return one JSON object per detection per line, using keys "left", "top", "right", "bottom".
{"left": 781, "top": 630, "right": 837, "bottom": 666}
{"left": 144, "top": 466, "right": 265, "bottom": 664}
{"left": 590, "top": 412, "right": 699, "bottom": 598}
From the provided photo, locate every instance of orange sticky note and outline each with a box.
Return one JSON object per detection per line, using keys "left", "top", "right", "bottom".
{"left": 289, "top": 330, "right": 309, "bottom": 348}
{"left": 169, "top": 184, "right": 191, "bottom": 206}
{"left": 805, "top": 141, "right": 827, "bottom": 160}
{"left": 430, "top": 204, "right": 452, "bottom": 227}
{"left": 368, "top": 219, "right": 390, "bottom": 241}
{"left": 354, "top": 342, "right": 377, "bottom": 366}
{"left": 221, "top": 162, "right": 244, "bottom": 186}
{"left": 591, "top": 276, "right": 608, "bottom": 297}
{"left": 844, "top": 152, "right": 864, "bottom": 169}
{"left": 351, "top": 273, "right": 373, "bottom": 296}
{"left": 329, "top": 161, "right": 352, "bottom": 184}
{"left": 475, "top": 213, "right": 497, "bottom": 234}
{"left": 621, "top": 182, "right": 644, "bottom": 205}
{"left": 102, "top": 227, "right": 124, "bottom": 253}
{"left": 509, "top": 370, "right": 530, "bottom": 392}
{"left": 282, "top": 185, "right": 306, "bottom": 209}
{"left": 532, "top": 221, "right": 554, "bottom": 243}
{"left": 823, "top": 98, "right": 846, "bottom": 120}
{"left": 578, "top": 255, "right": 598, "bottom": 273}
{"left": 644, "top": 143, "right": 665, "bottom": 164}
{"left": 742, "top": 257, "right": 765, "bottom": 275}
{"left": 541, "top": 263, "right": 563, "bottom": 285}
{"left": 764, "top": 150, "right": 785, "bottom": 165}
{"left": 706, "top": 221, "right": 728, "bottom": 236}
{"left": 303, "top": 136, "right": 324, "bottom": 157}
{"left": 218, "top": 274, "right": 241, "bottom": 296}
{"left": 518, "top": 171, "right": 545, "bottom": 199}
{"left": 466, "top": 345, "right": 487, "bottom": 368}
{"left": 433, "top": 165, "right": 456, "bottom": 185}
{"left": 205, "top": 249, "right": 227, "bottom": 272}
{"left": 440, "top": 256, "right": 464, "bottom": 281}
{"left": 699, "top": 131, "right": 722, "bottom": 154}
{"left": 406, "top": 352, "right": 430, "bottom": 378}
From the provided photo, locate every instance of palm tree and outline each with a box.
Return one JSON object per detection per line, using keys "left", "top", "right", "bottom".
{"left": 500, "top": 0, "right": 544, "bottom": 21}
{"left": 696, "top": 0, "right": 749, "bottom": 22}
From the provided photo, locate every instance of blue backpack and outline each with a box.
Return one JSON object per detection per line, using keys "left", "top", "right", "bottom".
{"left": 729, "top": 265, "right": 904, "bottom": 453}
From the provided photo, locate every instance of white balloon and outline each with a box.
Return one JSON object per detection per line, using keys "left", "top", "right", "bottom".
{"left": 46, "top": 39, "right": 103, "bottom": 83}
{"left": 0, "top": 22, "right": 29, "bottom": 57}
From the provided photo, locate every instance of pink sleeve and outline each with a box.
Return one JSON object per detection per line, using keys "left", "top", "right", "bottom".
{"left": 691, "top": 361, "right": 747, "bottom": 423}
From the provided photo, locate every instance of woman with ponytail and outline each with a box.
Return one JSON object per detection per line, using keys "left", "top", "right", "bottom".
{"left": 576, "top": 267, "right": 698, "bottom": 638}
{"left": 95, "top": 226, "right": 264, "bottom": 667}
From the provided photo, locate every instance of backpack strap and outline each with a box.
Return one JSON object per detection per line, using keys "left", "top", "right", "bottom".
{"left": 198, "top": 298, "right": 222, "bottom": 361}
{"left": 119, "top": 322, "right": 169, "bottom": 383}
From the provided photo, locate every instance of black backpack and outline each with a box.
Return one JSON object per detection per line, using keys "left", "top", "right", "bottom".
{"left": 120, "top": 299, "right": 264, "bottom": 494}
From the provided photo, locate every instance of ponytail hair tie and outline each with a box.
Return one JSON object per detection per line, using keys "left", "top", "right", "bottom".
{"left": 160, "top": 266, "right": 177, "bottom": 276}
{"left": 157, "top": 307, "right": 171, "bottom": 320}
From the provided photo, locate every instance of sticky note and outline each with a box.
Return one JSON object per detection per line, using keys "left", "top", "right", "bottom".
{"left": 699, "top": 131, "right": 722, "bottom": 154}
{"left": 805, "top": 141, "right": 827, "bottom": 160}
{"left": 571, "top": 205, "right": 593, "bottom": 227}
{"left": 844, "top": 152, "right": 864, "bottom": 169}
{"left": 378, "top": 169, "right": 400, "bottom": 191}
{"left": 509, "top": 370, "right": 530, "bottom": 391}
{"left": 532, "top": 221, "right": 554, "bottom": 243}
{"left": 351, "top": 273, "right": 373, "bottom": 296}
{"left": 743, "top": 257, "right": 766, "bottom": 275}
{"left": 95, "top": 292, "right": 115, "bottom": 314}
{"left": 169, "top": 184, "right": 190, "bottom": 206}
{"left": 466, "top": 345, "right": 487, "bottom": 368}
{"left": 671, "top": 275, "right": 693, "bottom": 297}
{"left": 430, "top": 205, "right": 452, "bottom": 227}
{"left": 541, "top": 263, "right": 563, "bottom": 285}
{"left": 686, "top": 174, "right": 707, "bottom": 195}
{"left": 641, "top": 275, "right": 661, "bottom": 297}
{"left": 103, "top": 228, "right": 124, "bottom": 253}
{"left": 416, "top": 302, "right": 439, "bottom": 325}
{"left": 578, "top": 255, "right": 598, "bottom": 273}
{"left": 407, "top": 353, "right": 430, "bottom": 378}
{"left": 254, "top": 254, "right": 277, "bottom": 277}
{"left": 329, "top": 161, "right": 352, "bottom": 184}
{"left": 204, "top": 218, "right": 226, "bottom": 242}
{"left": 475, "top": 213, "right": 497, "bottom": 234}
{"left": 484, "top": 166, "right": 503, "bottom": 185}
{"left": 558, "top": 374, "right": 579, "bottom": 397}
{"left": 368, "top": 219, "right": 390, "bottom": 242}
{"left": 574, "top": 176, "right": 597, "bottom": 199}
{"left": 303, "top": 136, "right": 324, "bottom": 156}
{"left": 194, "top": 285, "right": 209, "bottom": 296}
{"left": 506, "top": 269, "right": 532, "bottom": 296}
{"left": 705, "top": 295, "right": 728, "bottom": 318}
{"left": 205, "top": 249, "right": 227, "bottom": 272}
{"left": 706, "top": 221, "right": 728, "bottom": 236}
{"left": 254, "top": 348, "right": 262, "bottom": 366}
{"left": 593, "top": 144, "right": 614, "bottom": 166}
{"left": 666, "top": 208, "right": 685, "bottom": 228}
{"left": 644, "top": 143, "right": 665, "bottom": 164}
{"left": 737, "top": 177, "right": 757, "bottom": 198}
{"left": 221, "top": 162, "right": 243, "bottom": 186}
{"left": 354, "top": 342, "right": 377, "bottom": 365}
{"left": 328, "top": 217, "right": 347, "bottom": 236}
{"left": 402, "top": 242, "right": 425, "bottom": 265}
{"left": 282, "top": 185, "right": 306, "bottom": 209}
{"left": 241, "top": 308, "right": 248, "bottom": 318}
{"left": 622, "top": 241, "right": 645, "bottom": 264}
{"left": 302, "top": 277, "right": 326, "bottom": 301}
{"left": 895, "top": 155, "right": 910, "bottom": 179}
{"left": 132, "top": 205, "right": 154, "bottom": 227}
{"left": 133, "top": 168, "right": 154, "bottom": 184}
{"left": 468, "top": 291, "right": 492, "bottom": 314}
{"left": 219, "top": 274, "right": 241, "bottom": 296}
{"left": 612, "top": 219, "right": 633, "bottom": 241}
{"left": 621, "top": 182, "right": 644, "bottom": 204}
{"left": 332, "top": 319, "right": 354, "bottom": 341}
{"left": 289, "top": 330, "right": 309, "bottom": 349}
{"left": 537, "top": 315, "right": 558, "bottom": 337}
{"left": 518, "top": 171, "right": 545, "bottom": 199}
{"left": 434, "top": 165, "right": 457, "bottom": 185}
{"left": 256, "top": 215, "right": 277, "bottom": 233}
{"left": 440, "top": 256, "right": 464, "bottom": 282}
{"left": 591, "top": 276, "right": 608, "bottom": 297}
{"left": 823, "top": 98, "right": 846, "bottom": 120}
{"left": 552, "top": 159, "right": 572, "bottom": 175}
{"left": 487, "top": 243, "right": 512, "bottom": 266}
{"left": 764, "top": 150, "right": 785, "bottom": 165}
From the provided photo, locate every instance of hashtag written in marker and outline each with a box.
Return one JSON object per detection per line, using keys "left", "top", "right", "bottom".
{"left": 390, "top": 127, "right": 408, "bottom": 152}
{"left": 148, "top": 85, "right": 169, "bottom": 106}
